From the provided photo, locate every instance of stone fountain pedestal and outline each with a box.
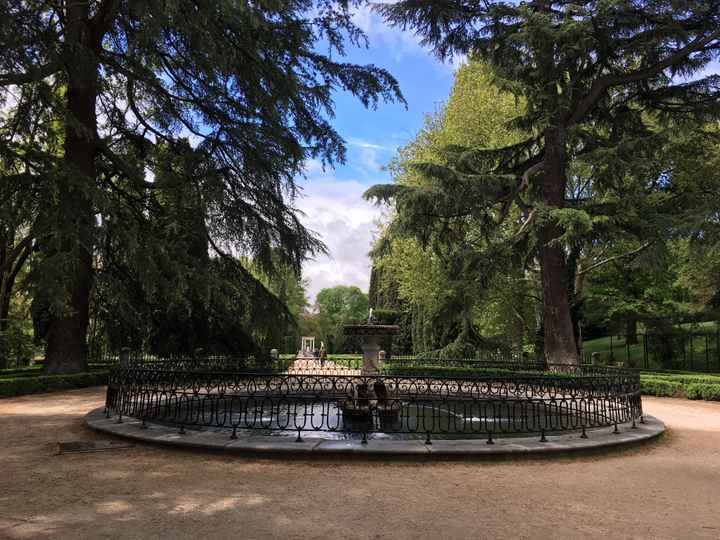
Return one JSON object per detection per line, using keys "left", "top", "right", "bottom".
{"left": 339, "top": 323, "right": 401, "bottom": 431}
{"left": 360, "top": 336, "right": 381, "bottom": 374}
{"left": 343, "top": 324, "right": 399, "bottom": 375}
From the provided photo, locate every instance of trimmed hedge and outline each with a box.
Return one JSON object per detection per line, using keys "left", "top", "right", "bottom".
{"left": 685, "top": 383, "right": 720, "bottom": 401}
{"left": 385, "top": 365, "right": 720, "bottom": 402}
{"left": 0, "top": 366, "right": 44, "bottom": 379}
{"left": 640, "top": 377, "right": 684, "bottom": 397}
{"left": 0, "top": 371, "right": 109, "bottom": 398}
{"left": 381, "top": 364, "right": 583, "bottom": 379}
{"left": 640, "top": 374, "right": 720, "bottom": 401}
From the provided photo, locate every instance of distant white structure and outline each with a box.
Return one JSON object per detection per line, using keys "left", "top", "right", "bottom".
{"left": 299, "top": 336, "right": 316, "bottom": 357}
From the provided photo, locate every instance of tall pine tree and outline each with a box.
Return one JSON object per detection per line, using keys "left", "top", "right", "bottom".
{"left": 372, "top": 1, "right": 720, "bottom": 364}
{"left": 0, "top": 1, "right": 402, "bottom": 372}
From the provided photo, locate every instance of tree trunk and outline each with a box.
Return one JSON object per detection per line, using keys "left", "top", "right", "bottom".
{"left": 626, "top": 317, "right": 638, "bottom": 345}
{"left": 539, "top": 127, "right": 579, "bottom": 366}
{"left": 0, "top": 228, "right": 13, "bottom": 332}
{"left": 0, "top": 243, "right": 31, "bottom": 327}
{"left": 566, "top": 244, "right": 584, "bottom": 355}
{"left": 44, "top": 2, "right": 98, "bottom": 374}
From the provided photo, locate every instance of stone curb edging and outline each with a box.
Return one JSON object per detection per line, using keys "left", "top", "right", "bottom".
{"left": 84, "top": 407, "right": 665, "bottom": 458}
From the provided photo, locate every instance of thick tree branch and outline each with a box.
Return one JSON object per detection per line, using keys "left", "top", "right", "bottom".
{"left": 6, "top": 241, "right": 32, "bottom": 292}
{"left": 566, "top": 29, "right": 720, "bottom": 126}
{"left": 577, "top": 240, "right": 655, "bottom": 276}
{"left": 0, "top": 61, "right": 61, "bottom": 87}
{"left": 496, "top": 160, "right": 543, "bottom": 225}
{"left": 0, "top": 236, "right": 33, "bottom": 276}
{"left": 513, "top": 208, "right": 536, "bottom": 242}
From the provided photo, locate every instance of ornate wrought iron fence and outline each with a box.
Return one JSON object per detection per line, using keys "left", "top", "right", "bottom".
{"left": 105, "top": 358, "right": 642, "bottom": 441}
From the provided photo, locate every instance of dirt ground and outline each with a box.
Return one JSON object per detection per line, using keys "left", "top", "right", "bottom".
{"left": 1, "top": 389, "right": 720, "bottom": 540}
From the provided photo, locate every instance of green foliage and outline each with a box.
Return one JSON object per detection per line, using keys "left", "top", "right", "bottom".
{"left": 639, "top": 372, "right": 720, "bottom": 401}
{"left": 685, "top": 383, "right": 720, "bottom": 401}
{"left": 640, "top": 371, "right": 720, "bottom": 385}
{"left": 247, "top": 253, "right": 309, "bottom": 352}
{"left": 640, "top": 377, "right": 684, "bottom": 398}
{"left": 381, "top": 363, "right": 574, "bottom": 379}
{"left": 317, "top": 286, "right": 369, "bottom": 323}
{"left": 368, "top": 61, "right": 534, "bottom": 357}
{"left": 376, "top": 0, "right": 720, "bottom": 363}
{"left": 0, "top": 319, "right": 35, "bottom": 369}
{"left": 88, "top": 144, "right": 301, "bottom": 356}
{"left": 1, "top": 0, "right": 403, "bottom": 371}
{"left": 0, "top": 365, "right": 43, "bottom": 378}
{"left": 315, "top": 285, "right": 369, "bottom": 353}
{"left": 546, "top": 209, "right": 592, "bottom": 246}
{"left": 371, "top": 308, "right": 413, "bottom": 353}
{"left": 583, "top": 242, "right": 687, "bottom": 336}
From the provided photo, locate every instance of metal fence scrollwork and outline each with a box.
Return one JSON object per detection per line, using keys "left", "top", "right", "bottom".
{"left": 105, "top": 357, "right": 642, "bottom": 442}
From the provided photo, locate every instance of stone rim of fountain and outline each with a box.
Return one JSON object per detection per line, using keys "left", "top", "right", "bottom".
{"left": 342, "top": 323, "right": 400, "bottom": 336}
{"left": 85, "top": 407, "right": 665, "bottom": 457}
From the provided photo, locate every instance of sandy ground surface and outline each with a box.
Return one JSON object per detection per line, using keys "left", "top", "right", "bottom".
{"left": 1, "top": 388, "right": 720, "bottom": 540}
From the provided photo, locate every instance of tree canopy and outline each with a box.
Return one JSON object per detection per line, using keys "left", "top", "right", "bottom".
{"left": 0, "top": 0, "right": 402, "bottom": 372}
{"left": 314, "top": 285, "right": 369, "bottom": 352}
{"left": 368, "top": 61, "right": 532, "bottom": 357}
{"left": 371, "top": 1, "right": 720, "bottom": 364}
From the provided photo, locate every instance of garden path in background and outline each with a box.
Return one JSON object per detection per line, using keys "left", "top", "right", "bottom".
{"left": 1, "top": 389, "right": 719, "bottom": 539}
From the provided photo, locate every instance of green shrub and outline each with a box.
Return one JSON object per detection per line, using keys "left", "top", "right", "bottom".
{"left": 685, "top": 383, "right": 720, "bottom": 401}
{"left": 640, "top": 377, "right": 683, "bottom": 397}
{"left": 381, "top": 364, "right": 580, "bottom": 379}
{"left": 0, "top": 371, "right": 109, "bottom": 398}
{"left": 327, "top": 355, "right": 362, "bottom": 369}
{"left": 0, "top": 365, "right": 44, "bottom": 379}
{"left": 641, "top": 370, "right": 720, "bottom": 384}
{"left": 0, "top": 320, "right": 36, "bottom": 369}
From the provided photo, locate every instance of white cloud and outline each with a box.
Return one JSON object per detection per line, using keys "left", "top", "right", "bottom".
{"left": 346, "top": 136, "right": 398, "bottom": 179}
{"left": 347, "top": 137, "right": 397, "bottom": 151}
{"left": 352, "top": 4, "right": 423, "bottom": 62}
{"left": 358, "top": 146, "right": 382, "bottom": 172}
{"left": 295, "top": 170, "right": 388, "bottom": 305}
{"left": 302, "top": 157, "right": 325, "bottom": 176}
{"left": 350, "top": 3, "right": 462, "bottom": 71}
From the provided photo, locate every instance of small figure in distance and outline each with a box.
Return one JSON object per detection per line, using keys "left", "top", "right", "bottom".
{"left": 320, "top": 342, "right": 327, "bottom": 368}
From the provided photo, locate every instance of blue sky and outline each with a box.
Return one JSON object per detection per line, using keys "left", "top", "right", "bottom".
{"left": 296, "top": 6, "right": 458, "bottom": 303}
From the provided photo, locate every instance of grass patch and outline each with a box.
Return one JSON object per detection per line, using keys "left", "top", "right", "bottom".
{"left": 582, "top": 323, "right": 720, "bottom": 370}
{"left": 582, "top": 335, "right": 645, "bottom": 366}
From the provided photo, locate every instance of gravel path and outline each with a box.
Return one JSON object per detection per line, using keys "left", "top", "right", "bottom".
{"left": 1, "top": 388, "right": 719, "bottom": 539}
